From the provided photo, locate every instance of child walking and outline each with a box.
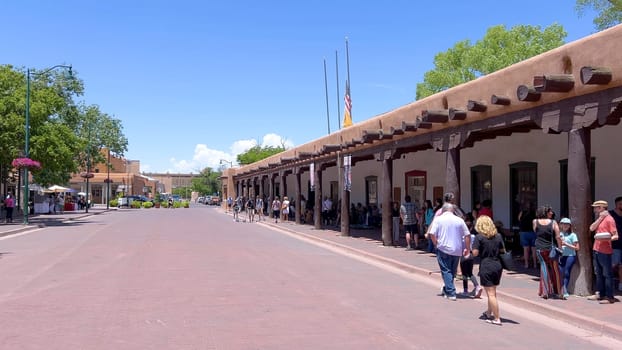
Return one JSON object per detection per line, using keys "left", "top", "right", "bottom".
{"left": 559, "top": 218, "right": 579, "bottom": 299}
{"left": 461, "top": 215, "right": 483, "bottom": 298}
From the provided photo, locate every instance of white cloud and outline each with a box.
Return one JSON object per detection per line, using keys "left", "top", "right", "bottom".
{"left": 167, "top": 133, "right": 293, "bottom": 173}
{"left": 261, "top": 133, "right": 294, "bottom": 148}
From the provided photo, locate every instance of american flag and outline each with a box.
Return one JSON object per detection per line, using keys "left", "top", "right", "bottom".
{"left": 343, "top": 80, "right": 352, "bottom": 128}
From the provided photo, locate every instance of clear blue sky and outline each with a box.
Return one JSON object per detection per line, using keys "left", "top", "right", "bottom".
{"left": 1, "top": 1, "right": 599, "bottom": 173}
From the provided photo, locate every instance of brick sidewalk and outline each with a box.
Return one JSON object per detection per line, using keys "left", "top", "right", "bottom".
{"left": 249, "top": 214, "right": 622, "bottom": 341}
{"left": 0, "top": 206, "right": 111, "bottom": 237}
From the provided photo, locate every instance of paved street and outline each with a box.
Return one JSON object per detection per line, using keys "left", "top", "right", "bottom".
{"left": 0, "top": 206, "right": 620, "bottom": 349}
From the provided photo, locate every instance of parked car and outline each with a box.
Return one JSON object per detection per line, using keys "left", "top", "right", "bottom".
{"left": 197, "top": 196, "right": 205, "bottom": 204}
{"left": 210, "top": 195, "right": 221, "bottom": 206}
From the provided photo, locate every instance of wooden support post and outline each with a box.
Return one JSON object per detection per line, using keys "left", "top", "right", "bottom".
{"left": 294, "top": 171, "right": 301, "bottom": 224}
{"left": 340, "top": 155, "right": 350, "bottom": 237}
{"left": 314, "top": 164, "right": 322, "bottom": 230}
{"left": 269, "top": 175, "right": 275, "bottom": 218}
{"left": 280, "top": 172, "right": 286, "bottom": 199}
{"left": 568, "top": 128, "right": 593, "bottom": 296}
{"left": 445, "top": 148, "right": 461, "bottom": 208}
{"left": 448, "top": 108, "right": 467, "bottom": 120}
{"left": 491, "top": 95, "right": 511, "bottom": 105}
{"left": 467, "top": 100, "right": 487, "bottom": 112}
{"left": 580, "top": 66, "right": 613, "bottom": 85}
{"left": 517, "top": 85, "right": 541, "bottom": 102}
{"left": 533, "top": 74, "right": 575, "bottom": 92}
{"left": 379, "top": 151, "right": 393, "bottom": 246}
{"left": 422, "top": 109, "right": 449, "bottom": 123}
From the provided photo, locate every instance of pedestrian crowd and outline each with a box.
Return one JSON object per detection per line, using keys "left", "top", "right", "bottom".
{"left": 411, "top": 192, "right": 621, "bottom": 326}
{"left": 224, "top": 190, "right": 622, "bottom": 321}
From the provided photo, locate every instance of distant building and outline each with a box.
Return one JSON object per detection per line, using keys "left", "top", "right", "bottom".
{"left": 68, "top": 149, "right": 159, "bottom": 205}
{"left": 143, "top": 173, "right": 195, "bottom": 196}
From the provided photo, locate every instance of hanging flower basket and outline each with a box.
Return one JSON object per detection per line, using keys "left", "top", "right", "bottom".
{"left": 12, "top": 157, "right": 41, "bottom": 170}
{"left": 80, "top": 172, "right": 95, "bottom": 179}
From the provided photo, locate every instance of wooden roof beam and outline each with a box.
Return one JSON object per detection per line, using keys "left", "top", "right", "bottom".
{"left": 402, "top": 121, "right": 417, "bottom": 132}
{"left": 581, "top": 66, "right": 612, "bottom": 85}
{"left": 362, "top": 130, "right": 381, "bottom": 143}
{"left": 467, "top": 100, "right": 487, "bottom": 112}
{"left": 415, "top": 117, "right": 433, "bottom": 129}
{"left": 297, "top": 151, "right": 313, "bottom": 160}
{"left": 321, "top": 144, "right": 342, "bottom": 153}
{"left": 491, "top": 95, "right": 511, "bottom": 106}
{"left": 422, "top": 109, "right": 449, "bottom": 123}
{"left": 379, "top": 129, "right": 394, "bottom": 139}
{"left": 448, "top": 108, "right": 467, "bottom": 120}
{"left": 534, "top": 74, "right": 574, "bottom": 92}
{"left": 517, "top": 85, "right": 541, "bottom": 102}
{"left": 390, "top": 125, "right": 405, "bottom": 135}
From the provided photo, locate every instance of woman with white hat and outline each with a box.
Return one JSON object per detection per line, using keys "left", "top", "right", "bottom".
{"left": 559, "top": 217, "right": 579, "bottom": 299}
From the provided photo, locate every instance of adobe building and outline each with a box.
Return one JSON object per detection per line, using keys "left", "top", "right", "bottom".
{"left": 221, "top": 24, "right": 622, "bottom": 269}
{"left": 68, "top": 150, "right": 159, "bottom": 204}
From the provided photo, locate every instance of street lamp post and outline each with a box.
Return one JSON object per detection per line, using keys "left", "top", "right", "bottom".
{"left": 23, "top": 65, "right": 72, "bottom": 224}
{"left": 219, "top": 159, "right": 233, "bottom": 169}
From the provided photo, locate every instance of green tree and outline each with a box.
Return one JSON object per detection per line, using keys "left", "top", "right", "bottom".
{"left": 0, "top": 64, "right": 84, "bottom": 186}
{"left": 73, "top": 104, "right": 128, "bottom": 175}
{"left": 191, "top": 167, "right": 222, "bottom": 195}
{"left": 416, "top": 24, "right": 567, "bottom": 100}
{"left": 576, "top": 0, "right": 622, "bottom": 30}
{"left": 237, "top": 144, "right": 287, "bottom": 165}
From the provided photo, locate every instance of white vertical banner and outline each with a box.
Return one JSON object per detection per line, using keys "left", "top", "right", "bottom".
{"left": 310, "top": 163, "right": 315, "bottom": 190}
{"left": 344, "top": 155, "right": 352, "bottom": 192}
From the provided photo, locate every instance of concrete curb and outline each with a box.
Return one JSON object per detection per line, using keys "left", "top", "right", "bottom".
{"left": 260, "top": 220, "right": 622, "bottom": 341}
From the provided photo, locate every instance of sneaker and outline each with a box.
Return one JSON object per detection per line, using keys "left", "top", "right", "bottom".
{"left": 405, "top": 247, "right": 414, "bottom": 251}
{"left": 447, "top": 295, "right": 457, "bottom": 301}
{"left": 599, "top": 298, "right": 615, "bottom": 304}
{"left": 587, "top": 293, "right": 601, "bottom": 301}
{"left": 474, "top": 286, "right": 483, "bottom": 299}
{"left": 563, "top": 293, "right": 570, "bottom": 300}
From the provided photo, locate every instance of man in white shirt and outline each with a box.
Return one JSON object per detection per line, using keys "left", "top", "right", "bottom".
{"left": 322, "top": 196, "right": 333, "bottom": 226}
{"left": 428, "top": 203, "right": 471, "bottom": 301}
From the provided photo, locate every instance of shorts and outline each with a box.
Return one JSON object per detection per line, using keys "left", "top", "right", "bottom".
{"left": 613, "top": 249, "right": 622, "bottom": 266}
{"left": 404, "top": 224, "right": 419, "bottom": 235}
{"left": 520, "top": 231, "right": 536, "bottom": 247}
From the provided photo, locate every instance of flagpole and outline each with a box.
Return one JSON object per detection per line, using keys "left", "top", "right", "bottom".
{"left": 323, "top": 58, "right": 331, "bottom": 135}
{"left": 345, "top": 37, "right": 351, "bottom": 108}
{"left": 335, "top": 50, "right": 341, "bottom": 130}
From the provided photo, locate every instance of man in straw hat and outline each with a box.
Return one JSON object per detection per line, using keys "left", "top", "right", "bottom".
{"left": 587, "top": 200, "right": 619, "bottom": 304}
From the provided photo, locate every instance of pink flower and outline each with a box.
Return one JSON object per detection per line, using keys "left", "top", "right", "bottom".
{"left": 12, "top": 157, "right": 41, "bottom": 170}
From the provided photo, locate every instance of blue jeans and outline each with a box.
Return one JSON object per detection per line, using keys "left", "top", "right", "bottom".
{"left": 593, "top": 251, "right": 613, "bottom": 298}
{"left": 437, "top": 250, "right": 461, "bottom": 297}
{"left": 559, "top": 255, "right": 576, "bottom": 294}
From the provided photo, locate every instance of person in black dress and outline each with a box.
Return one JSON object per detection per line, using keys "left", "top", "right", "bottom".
{"left": 472, "top": 215, "right": 504, "bottom": 326}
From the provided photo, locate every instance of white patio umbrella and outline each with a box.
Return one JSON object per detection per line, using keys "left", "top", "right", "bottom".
{"left": 48, "top": 185, "right": 71, "bottom": 193}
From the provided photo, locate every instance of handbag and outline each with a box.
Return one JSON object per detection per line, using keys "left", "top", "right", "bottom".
{"left": 549, "top": 243, "right": 563, "bottom": 259}
{"left": 499, "top": 236, "right": 515, "bottom": 271}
